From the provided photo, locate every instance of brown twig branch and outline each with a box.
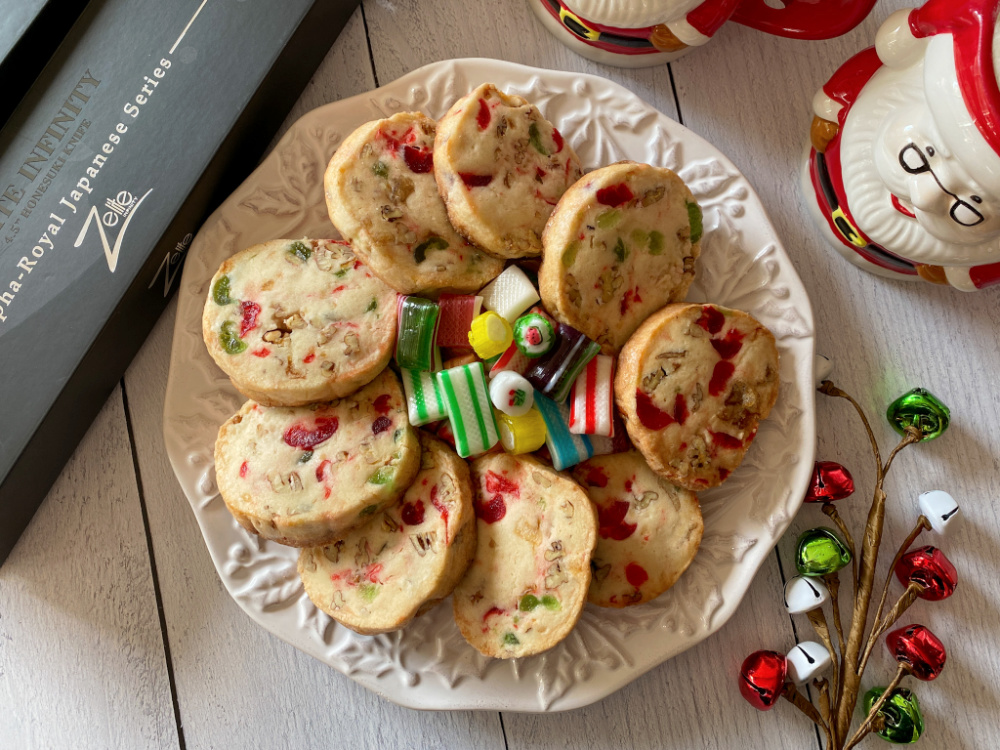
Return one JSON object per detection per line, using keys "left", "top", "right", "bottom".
{"left": 781, "top": 682, "right": 828, "bottom": 731}
{"left": 807, "top": 608, "right": 838, "bottom": 700}
{"left": 818, "top": 381, "right": 882, "bottom": 479}
{"left": 858, "top": 581, "right": 925, "bottom": 676}
{"left": 818, "top": 381, "right": 923, "bottom": 740}
{"left": 823, "top": 502, "right": 857, "bottom": 586}
{"left": 858, "top": 516, "right": 931, "bottom": 672}
{"left": 814, "top": 678, "right": 835, "bottom": 748}
{"left": 843, "top": 663, "right": 911, "bottom": 750}
{"left": 824, "top": 570, "right": 848, "bottom": 732}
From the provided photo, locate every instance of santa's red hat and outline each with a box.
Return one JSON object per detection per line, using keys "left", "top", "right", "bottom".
{"left": 878, "top": 0, "right": 1000, "bottom": 193}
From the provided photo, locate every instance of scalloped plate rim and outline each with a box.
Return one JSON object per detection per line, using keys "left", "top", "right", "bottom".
{"left": 162, "top": 57, "right": 816, "bottom": 712}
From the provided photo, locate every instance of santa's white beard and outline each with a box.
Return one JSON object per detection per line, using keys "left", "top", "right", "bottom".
{"left": 840, "top": 67, "right": 1000, "bottom": 267}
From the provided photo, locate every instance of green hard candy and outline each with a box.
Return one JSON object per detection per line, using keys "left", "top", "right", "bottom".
{"left": 886, "top": 388, "right": 950, "bottom": 441}
{"left": 864, "top": 686, "right": 924, "bottom": 744}
{"left": 795, "top": 527, "right": 851, "bottom": 577}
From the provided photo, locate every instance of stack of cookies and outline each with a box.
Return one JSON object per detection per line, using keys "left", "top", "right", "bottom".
{"left": 202, "top": 83, "right": 780, "bottom": 659}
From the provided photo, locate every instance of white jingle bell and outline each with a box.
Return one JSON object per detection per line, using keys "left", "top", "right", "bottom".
{"left": 785, "top": 641, "right": 832, "bottom": 685}
{"left": 919, "top": 490, "right": 960, "bottom": 535}
{"left": 783, "top": 576, "right": 830, "bottom": 615}
{"left": 489, "top": 371, "right": 534, "bottom": 418}
{"left": 813, "top": 354, "right": 833, "bottom": 386}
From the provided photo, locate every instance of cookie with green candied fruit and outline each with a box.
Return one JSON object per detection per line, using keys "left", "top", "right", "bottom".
{"left": 539, "top": 161, "right": 702, "bottom": 354}
{"left": 214, "top": 369, "right": 420, "bottom": 548}
{"left": 325, "top": 112, "right": 503, "bottom": 294}
{"left": 202, "top": 238, "right": 396, "bottom": 407}
{"left": 298, "top": 432, "right": 476, "bottom": 635}
{"left": 614, "top": 303, "right": 779, "bottom": 491}
{"left": 434, "top": 83, "right": 583, "bottom": 259}
{"left": 453, "top": 453, "right": 597, "bottom": 659}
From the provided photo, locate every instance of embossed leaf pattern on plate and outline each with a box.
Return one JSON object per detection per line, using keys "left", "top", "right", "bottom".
{"left": 163, "top": 59, "right": 816, "bottom": 712}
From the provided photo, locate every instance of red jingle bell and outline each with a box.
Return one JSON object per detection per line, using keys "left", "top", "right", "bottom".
{"left": 895, "top": 546, "right": 958, "bottom": 601}
{"left": 739, "top": 650, "right": 787, "bottom": 710}
{"left": 804, "top": 461, "right": 855, "bottom": 503}
{"left": 886, "top": 624, "right": 947, "bottom": 681}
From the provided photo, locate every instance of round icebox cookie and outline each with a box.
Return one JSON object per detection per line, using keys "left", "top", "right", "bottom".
{"left": 214, "top": 369, "right": 421, "bottom": 548}
{"left": 570, "top": 452, "right": 703, "bottom": 607}
{"left": 453, "top": 454, "right": 597, "bottom": 659}
{"left": 324, "top": 111, "right": 503, "bottom": 295}
{"left": 614, "top": 303, "right": 779, "bottom": 491}
{"left": 202, "top": 238, "right": 397, "bottom": 407}
{"left": 433, "top": 83, "right": 583, "bottom": 259}
{"left": 297, "top": 432, "right": 476, "bottom": 635}
{"left": 539, "top": 161, "right": 702, "bottom": 354}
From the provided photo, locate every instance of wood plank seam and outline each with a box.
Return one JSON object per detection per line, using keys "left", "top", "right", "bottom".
{"left": 121, "top": 379, "right": 188, "bottom": 750}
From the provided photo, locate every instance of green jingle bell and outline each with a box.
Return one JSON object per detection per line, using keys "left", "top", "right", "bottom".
{"left": 795, "top": 527, "right": 851, "bottom": 577}
{"left": 886, "top": 388, "right": 950, "bottom": 441}
{"left": 864, "top": 686, "right": 924, "bottom": 744}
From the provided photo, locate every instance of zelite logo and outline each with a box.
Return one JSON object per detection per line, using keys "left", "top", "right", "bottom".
{"left": 74, "top": 188, "right": 153, "bottom": 272}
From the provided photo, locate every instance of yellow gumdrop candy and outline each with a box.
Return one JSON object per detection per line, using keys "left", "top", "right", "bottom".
{"left": 468, "top": 311, "right": 513, "bottom": 359}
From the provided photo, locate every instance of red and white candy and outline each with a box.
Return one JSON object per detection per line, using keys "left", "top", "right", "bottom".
{"left": 489, "top": 371, "right": 534, "bottom": 417}
{"left": 569, "top": 354, "right": 615, "bottom": 437}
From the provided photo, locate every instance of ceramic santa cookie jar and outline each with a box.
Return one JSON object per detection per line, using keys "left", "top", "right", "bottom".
{"left": 804, "top": 0, "right": 1000, "bottom": 291}
{"left": 529, "top": 0, "right": 743, "bottom": 66}
{"left": 529, "top": 0, "right": 877, "bottom": 67}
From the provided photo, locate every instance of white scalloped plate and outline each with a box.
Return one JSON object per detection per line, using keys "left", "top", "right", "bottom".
{"left": 163, "top": 58, "right": 816, "bottom": 712}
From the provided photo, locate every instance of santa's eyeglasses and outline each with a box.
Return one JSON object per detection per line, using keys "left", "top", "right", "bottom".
{"left": 898, "top": 144, "right": 985, "bottom": 227}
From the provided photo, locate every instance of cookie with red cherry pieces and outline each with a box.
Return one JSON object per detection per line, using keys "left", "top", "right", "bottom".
{"left": 453, "top": 453, "right": 597, "bottom": 659}
{"left": 214, "top": 369, "right": 421, "bottom": 548}
{"left": 539, "top": 161, "right": 701, "bottom": 355}
{"left": 614, "top": 303, "right": 779, "bottom": 491}
{"left": 202, "top": 238, "right": 397, "bottom": 407}
{"left": 325, "top": 112, "right": 503, "bottom": 295}
{"left": 570, "top": 451, "right": 702, "bottom": 608}
{"left": 297, "top": 432, "right": 476, "bottom": 635}
{"left": 434, "top": 83, "right": 583, "bottom": 260}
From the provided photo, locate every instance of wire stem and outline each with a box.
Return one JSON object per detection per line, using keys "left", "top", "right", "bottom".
{"left": 859, "top": 517, "right": 930, "bottom": 672}
{"left": 843, "top": 663, "right": 909, "bottom": 750}
{"left": 823, "top": 503, "right": 858, "bottom": 587}
{"left": 782, "top": 682, "right": 828, "bottom": 731}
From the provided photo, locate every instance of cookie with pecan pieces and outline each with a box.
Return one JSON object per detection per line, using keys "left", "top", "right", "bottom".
{"left": 298, "top": 432, "right": 476, "bottom": 634}
{"left": 203, "top": 238, "right": 396, "bottom": 406}
{"left": 453, "top": 453, "right": 597, "bottom": 658}
{"left": 614, "top": 303, "right": 779, "bottom": 491}
{"left": 325, "top": 112, "right": 503, "bottom": 294}
{"left": 434, "top": 83, "right": 583, "bottom": 259}
{"left": 539, "top": 161, "right": 701, "bottom": 354}
{"left": 571, "top": 451, "right": 702, "bottom": 608}
{"left": 214, "top": 369, "right": 420, "bottom": 547}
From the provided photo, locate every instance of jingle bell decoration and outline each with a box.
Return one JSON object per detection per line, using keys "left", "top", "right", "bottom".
{"left": 785, "top": 641, "right": 832, "bottom": 685}
{"left": 895, "top": 546, "right": 958, "bottom": 601}
{"left": 863, "top": 687, "right": 924, "bottom": 744}
{"left": 803, "top": 0, "right": 1000, "bottom": 290}
{"left": 886, "top": 624, "right": 947, "bottom": 681}
{"left": 795, "top": 527, "right": 852, "bottom": 577}
{"left": 804, "top": 460, "right": 855, "bottom": 503}
{"left": 745, "top": 376, "right": 959, "bottom": 747}
{"left": 919, "top": 490, "right": 960, "bottom": 535}
{"left": 814, "top": 353, "right": 834, "bottom": 385}
{"left": 886, "top": 388, "right": 950, "bottom": 441}
{"left": 783, "top": 576, "right": 830, "bottom": 615}
{"left": 738, "top": 650, "right": 787, "bottom": 711}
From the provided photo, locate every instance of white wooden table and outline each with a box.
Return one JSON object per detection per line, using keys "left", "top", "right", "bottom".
{"left": 3, "top": 2, "right": 999, "bottom": 747}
